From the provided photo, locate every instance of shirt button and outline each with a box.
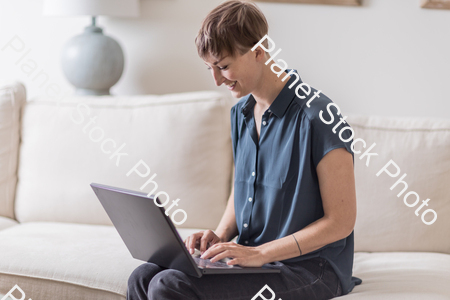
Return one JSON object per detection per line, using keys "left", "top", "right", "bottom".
{"left": 262, "top": 121, "right": 267, "bottom": 126}
{"left": 251, "top": 172, "right": 255, "bottom": 176}
{"left": 243, "top": 223, "right": 248, "bottom": 228}
{"left": 268, "top": 109, "right": 271, "bottom": 113}
{"left": 248, "top": 197, "right": 252, "bottom": 202}
{"left": 245, "top": 240, "right": 249, "bottom": 244}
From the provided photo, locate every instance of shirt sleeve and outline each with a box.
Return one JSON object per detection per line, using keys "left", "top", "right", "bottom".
{"left": 309, "top": 100, "right": 354, "bottom": 169}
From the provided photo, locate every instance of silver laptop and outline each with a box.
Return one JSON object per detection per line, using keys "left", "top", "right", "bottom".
{"left": 90, "top": 183, "right": 280, "bottom": 278}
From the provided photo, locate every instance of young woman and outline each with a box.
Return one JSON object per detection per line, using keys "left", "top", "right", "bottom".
{"left": 127, "top": 1, "right": 361, "bottom": 299}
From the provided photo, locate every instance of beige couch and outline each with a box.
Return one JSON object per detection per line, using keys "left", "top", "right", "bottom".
{"left": 0, "top": 81, "right": 449, "bottom": 300}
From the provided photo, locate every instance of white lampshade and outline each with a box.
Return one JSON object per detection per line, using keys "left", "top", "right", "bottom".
{"left": 43, "top": 0, "right": 140, "bottom": 17}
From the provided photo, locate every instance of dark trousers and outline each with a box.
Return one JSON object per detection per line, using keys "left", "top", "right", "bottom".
{"left": 127, "top": 257, "right": 342, "bottom": 300}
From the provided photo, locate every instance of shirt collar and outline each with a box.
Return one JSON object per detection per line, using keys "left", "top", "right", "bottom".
{"left": 241, "top": 69, "right": 301, "bottom": 118}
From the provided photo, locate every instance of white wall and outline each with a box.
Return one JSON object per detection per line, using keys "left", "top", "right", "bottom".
{"left": 0, "top": 0, "right": 449, "bottom": 118}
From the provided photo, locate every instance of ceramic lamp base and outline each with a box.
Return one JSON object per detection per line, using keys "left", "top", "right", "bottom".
{"left": 61, "top": 25, "right": 124, "bottom": 96}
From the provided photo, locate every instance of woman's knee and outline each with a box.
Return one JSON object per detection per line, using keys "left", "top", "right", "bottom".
{"left": 148, "top": 269, "right": 196, "bottom": 299}
{"left": 128, "top": 263, "right": 163, "bottom": 290}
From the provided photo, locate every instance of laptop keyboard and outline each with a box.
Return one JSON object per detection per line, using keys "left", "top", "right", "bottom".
{"left": 192, "top": 256, "right": 242, "bottom": 269}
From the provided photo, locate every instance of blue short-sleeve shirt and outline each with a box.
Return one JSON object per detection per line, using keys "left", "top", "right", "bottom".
{"left": 230, "top": 70, "right": 362, "bottom": 295}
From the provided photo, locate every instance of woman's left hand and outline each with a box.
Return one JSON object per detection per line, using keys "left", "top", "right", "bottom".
{"left": 200, "top": 242, "right": 267, "bottom": 267}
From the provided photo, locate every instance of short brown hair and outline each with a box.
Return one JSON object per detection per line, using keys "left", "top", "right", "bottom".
{"left": 195, "top": 0, "right": 269, "bottom": 59}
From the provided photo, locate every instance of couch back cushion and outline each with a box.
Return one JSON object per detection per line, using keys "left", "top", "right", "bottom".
{"left": 0, "top": 81, "right": 26, "bottom": 220}
{"left": 15, "top": 91, "right": 233, "bottom": 229}
{"left": 347, "top": 115, "right": 450, "bottom": 254}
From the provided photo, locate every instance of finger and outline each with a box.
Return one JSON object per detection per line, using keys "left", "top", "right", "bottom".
{"left": 199, "top": 230, "right": 214, "bottom": 253}
{"left": 227, "top": 258, "right": 239, "bottom": 266}
{"left": 207, "top": 242, "right": 234, "bottom": 253}
{"left": 209, "top": 232, "right": 221, "bottom": 245}
{"left": 188, "top": 232, "right": 202, "bottom": 254}
{"left": 211, "top": 235, "right": 222, "bottom": 246}
{"left": 209, "top": 250, "right": 232, "bottom": 263}
{"left": 185, "top": 236, "right": 195, "bottom": 254}
{"left": 200, "top": 235, "right": 210, "bottom": 253}
{"left": 194, "top": 239, "right": 201, "bottom": 250}
{"left": 201, "top": 244, "right": 228, "bottom": 259}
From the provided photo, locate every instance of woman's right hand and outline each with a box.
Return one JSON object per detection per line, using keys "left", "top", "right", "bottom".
{"left": 184, "top": 230, "right": 223, "bottom": 255}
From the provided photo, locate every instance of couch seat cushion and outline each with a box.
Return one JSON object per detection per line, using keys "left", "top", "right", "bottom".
{"left": 346, "top": 252, "right": 450, "bottom": 299}
{"left": 0, "top": 222, "right": 200, "bottom": 300}
{"left": 5, "top": 223, "right": 449, "bottom": 299}
{"left": 0, "top": 216, "right": 18, "bottom": 231}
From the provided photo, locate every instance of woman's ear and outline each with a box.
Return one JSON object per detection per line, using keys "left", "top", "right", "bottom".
{"left": 252, "top": 46, "right": 268, "bottom": 63}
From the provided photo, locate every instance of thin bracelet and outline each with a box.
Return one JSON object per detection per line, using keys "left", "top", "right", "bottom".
{"left": 292, "top": 234, "right": 302, "bottom": 256}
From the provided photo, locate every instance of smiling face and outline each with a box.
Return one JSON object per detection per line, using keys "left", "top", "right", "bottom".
{"left": 195, "top": 1, "right": 269, "bottom": 98}
{"left": 203, "top": 49, "right": 265, "bottom": 98}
